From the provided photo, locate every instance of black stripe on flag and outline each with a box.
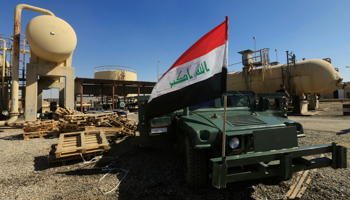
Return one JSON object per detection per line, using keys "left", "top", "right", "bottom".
{"left": 145, "top": 69, "right": 226, "bottom": 119}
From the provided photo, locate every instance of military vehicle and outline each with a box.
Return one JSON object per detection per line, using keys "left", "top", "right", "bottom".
{"left": 137, "top": 91, "right": 347, "bottom": 188}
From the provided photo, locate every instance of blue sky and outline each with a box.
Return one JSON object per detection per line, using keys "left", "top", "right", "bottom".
{"left": 1, "top": 0, "right": 350, "bottom": 98}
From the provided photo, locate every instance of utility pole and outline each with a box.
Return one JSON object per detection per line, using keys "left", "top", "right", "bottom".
{"left": 157, "top": 60, "right": 160, "bottom": 81}
{"left": 275, "top": 49, "right": 278, "bottom": 62}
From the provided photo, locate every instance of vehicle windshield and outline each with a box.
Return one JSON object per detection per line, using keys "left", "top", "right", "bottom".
{"left": 189, "top": 91, "right": 254, "bottom": 111}
{"left": 223, "top": 92, "right": 250, "bottom": 108}
{"left": 189, "top": 99, "right": 216, "bottom": 111}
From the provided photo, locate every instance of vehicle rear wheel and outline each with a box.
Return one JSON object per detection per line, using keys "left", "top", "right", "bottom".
{"left": 185, "top": 134, "right": 208, "bottom": 187}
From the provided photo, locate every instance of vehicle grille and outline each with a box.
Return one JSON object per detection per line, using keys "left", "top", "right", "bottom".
{"left": 226, "top": 115, "right": 266, "bottom": 127}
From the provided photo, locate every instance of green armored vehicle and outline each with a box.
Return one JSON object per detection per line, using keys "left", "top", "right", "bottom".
{"left": 137, "top": 91, "right": 347, "bottom": 188}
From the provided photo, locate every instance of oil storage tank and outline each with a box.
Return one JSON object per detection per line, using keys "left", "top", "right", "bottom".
{"left": 25, "top": 15, "right": 77, "bottom": 64}
{"left": 94, "top": 65, "right": 137, "bottom": 81}
{"left": 228, "top": 49, "right": 346, "bottom": 114}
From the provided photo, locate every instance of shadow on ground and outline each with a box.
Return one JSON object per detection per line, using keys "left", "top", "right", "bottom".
{"left": 45, "top": 136, "right": 288, "bottom": 199}
{"left": 0, "top": 133, "right": 23, "bottom": 140}
{"left": 337, "top": 129, "right": 350, "bottom": 135}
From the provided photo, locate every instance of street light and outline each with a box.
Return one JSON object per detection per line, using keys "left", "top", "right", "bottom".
{"left": 157, "top": 60, "right": 160, "bottom": 81}
{"left": 253, "top": 36, "right": 256, "bottom": 52}
{"left": 275, "top": 49, "right": 278, "bottom": 62}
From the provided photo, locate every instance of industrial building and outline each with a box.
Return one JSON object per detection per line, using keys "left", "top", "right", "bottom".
{"left": 0, "top": 4, "right": 155, "bottom": 123}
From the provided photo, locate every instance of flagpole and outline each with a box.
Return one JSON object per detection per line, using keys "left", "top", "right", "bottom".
{"left": 222, "top": 16, "right": 229, "bottom": 164}
{"left": 222, "top": 94, "right": 227, "bottom": 163}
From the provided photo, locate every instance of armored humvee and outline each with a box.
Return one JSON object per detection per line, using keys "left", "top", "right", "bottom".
{"left": 137, "top": 91, "right": 347, "bottom": 188}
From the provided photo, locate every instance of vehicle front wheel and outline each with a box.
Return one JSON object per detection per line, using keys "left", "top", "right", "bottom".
{"left": 185, "top": 134, "right": 208, "bottom": 187}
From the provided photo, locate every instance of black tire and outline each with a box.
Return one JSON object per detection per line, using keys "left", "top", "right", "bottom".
{"left": 185, "top": 134, "right": 208, "bottom": 187}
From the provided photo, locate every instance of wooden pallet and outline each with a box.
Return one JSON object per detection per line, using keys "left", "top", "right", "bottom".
{"left": 55, "top": 107, "right": 83, "bottom": 117}
{"left": 68, "top": 119, "right": 89, "bottom": 125}
{"left": 48, "top": 152, "right": 105, "bottom": 163}
{"left": 55, "top": 130, "right": 110, "bottom": 159}
{"left": 48, "top": 143, "right": 106, "bottom": 163}
{"left": 63, "top": 114, "right": 88, "bottom": 121}
{"left": 23, "top": 130, "right": 60, "bottom": 139}
{"left": 100, "top": 127, "right": 123, "bottom": 140}
{"left": 22, "top": 120, "right": 60, "bottom": 133}
{"left": 87, "top": 112, "right": 114, "bottom": 119}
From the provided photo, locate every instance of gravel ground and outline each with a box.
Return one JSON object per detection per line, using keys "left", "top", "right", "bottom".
{"left": 0, "top": 103, "right": 349, "bottom": 199}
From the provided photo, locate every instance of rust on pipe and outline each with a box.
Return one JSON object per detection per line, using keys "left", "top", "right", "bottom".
{"left": 0, "top": 39, "right": 6, "bottom": 106}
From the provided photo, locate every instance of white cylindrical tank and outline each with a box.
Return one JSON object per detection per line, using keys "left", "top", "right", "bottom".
{"left": 94, "top": 66, "right": 137, "bottom": 81}
{"left": 0, "top": 55, "right": 10, "bottom": 68}
{"left": 25, "top": 15, "right": 77, "bottom": 62}
{"left": 0, "top": 55, "right": 10, "bottom": 74}
{"left": 228, "top": 59, "right": 345, "bottom": 95}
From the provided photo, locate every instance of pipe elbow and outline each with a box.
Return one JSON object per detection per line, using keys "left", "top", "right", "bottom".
{"left": 0, "top": 116, "right": 18, "bottom": 126}
{"left": 15, "top": 4, "right": 55, "bottom": 17}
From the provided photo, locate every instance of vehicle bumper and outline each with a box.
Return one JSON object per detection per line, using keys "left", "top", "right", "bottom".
{"left": 210, "top": 143, "right": 347, "bottom": 189}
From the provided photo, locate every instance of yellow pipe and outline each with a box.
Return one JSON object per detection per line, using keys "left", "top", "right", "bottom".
{"left": 0, "top": 39, "right": 6, "bottom": 107}
{"left": 0, "top": 4, "right": 54, "bottom": 126}
{"left": 0, "top": 47, "right": 30, "bottom": 54}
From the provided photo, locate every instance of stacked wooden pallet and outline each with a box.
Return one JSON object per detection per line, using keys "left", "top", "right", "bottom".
{"left": 55, "top": 107, "right": 83, "bottom": 118}
{"left": 18, "top": 120, "right": 61, "bottom": 139}
{"left": 60, "top": 112, "right": 115, "bottom": 132}
{"left": 18, "top": 109, "right": 137, "bottom": 142}
{"left": 49, "top": 130, "right": 110, "bottom": 163}
{"left": 104, "top": 115, "right": 137, "bottom": 136}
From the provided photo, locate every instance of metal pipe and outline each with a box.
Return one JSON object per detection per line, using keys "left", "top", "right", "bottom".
{"left": 0, "top": 4, "right": 54, "bottom": 126}
{"left": 80, "top": 83, "right": 83, "bottom": 112}
{"left": 0, "top": 48, "right": 30, "bottom": 54}
{"left": 112, "top": 83, "right": 115, "bottom": 110}
{"left": 0, "top": 39, "right": 6, "bottom": 108}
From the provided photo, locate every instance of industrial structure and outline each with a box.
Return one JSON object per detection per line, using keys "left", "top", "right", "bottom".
{"left": 75, "top": 77, "right": 155, "bottom": 112}
{"left": 0, "top": 3, "right": 348, "bottom": 125}
{"left": 0, "top": 4, "right": 156, "bottom": 124}
{"left": 25, "top": 13, "right": 77, "bottom": 121}
{"left": 94, "top": 65, "right": 137, "bottom": 81}
{"left": 227, "top": 48, "right": 347, "bottom": 114}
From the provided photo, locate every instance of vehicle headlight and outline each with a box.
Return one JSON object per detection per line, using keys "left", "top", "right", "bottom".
{"left": 2, "top": 110, "right": 9, "bottom": 116}
{"left": 199, "top": 130, "right": 210, "bottom": 140}
{"left": 229, "top": 137, "right": 240, "bottom": 149}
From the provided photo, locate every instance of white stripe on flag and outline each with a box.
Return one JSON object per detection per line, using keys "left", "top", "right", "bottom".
{"left": 149, "top": 44, "right": 225, "bottom": 103}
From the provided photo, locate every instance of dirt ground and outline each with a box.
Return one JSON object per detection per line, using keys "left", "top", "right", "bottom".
{"left": 0, "top": 102, "right": 349, "bottom": 200}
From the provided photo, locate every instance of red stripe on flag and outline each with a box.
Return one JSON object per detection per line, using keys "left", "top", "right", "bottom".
{"left": 161, "top": 18, "right": 228, "bottom": 79}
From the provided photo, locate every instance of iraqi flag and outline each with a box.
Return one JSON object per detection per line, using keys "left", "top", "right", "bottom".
{"left": 146, "top": 16, "right": 229, "bottom": 119}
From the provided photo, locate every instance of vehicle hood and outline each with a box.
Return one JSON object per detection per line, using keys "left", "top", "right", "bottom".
{"left": 183, "top": 109, "right": 288, "bottom": 135}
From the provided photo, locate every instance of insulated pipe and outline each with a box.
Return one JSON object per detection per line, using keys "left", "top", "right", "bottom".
{"left": 0, "top": 39, "right": 6, "bottom": 107}
{"left": 0, "top": 47, "right": 30, "bottom": 54}
{"left": 0, "top": 4, "right": 54, "bottom": 126}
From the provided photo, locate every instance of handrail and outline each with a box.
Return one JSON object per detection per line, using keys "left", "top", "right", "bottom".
{"left": 94, "top": 65, "right": 137, "bottom": 74}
